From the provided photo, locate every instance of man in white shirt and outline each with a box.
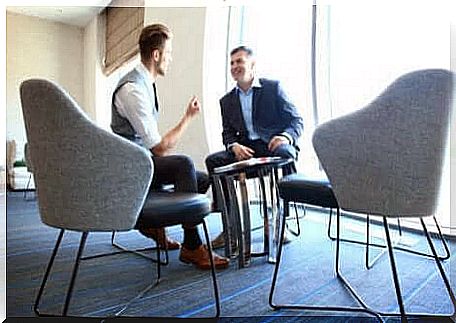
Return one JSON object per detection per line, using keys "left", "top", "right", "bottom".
{"left": 111, "top": 23, "right": 228, "bottom": 270}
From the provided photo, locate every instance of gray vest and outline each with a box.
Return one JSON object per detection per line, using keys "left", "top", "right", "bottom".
{"left": 111, "top": 68, "right": 158, "bottom": 147}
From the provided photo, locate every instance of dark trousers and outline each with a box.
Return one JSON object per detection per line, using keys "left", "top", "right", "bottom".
{"left": 151, "top": 155, "right": 210, "bottom": 194}
{"left": 205, "top": 139, "right": 298, "bottom": 211}
{"left": 116, "top": 129, "right": 210, "bottom": 248}
{"left": 148, "top": 154, "right": 210, "bottom": 248}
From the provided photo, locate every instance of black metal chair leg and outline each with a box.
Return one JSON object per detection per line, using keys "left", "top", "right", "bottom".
{"left": 365, "top": 215, "right": 389, "bottom": 270}
{"left": 328, "top": 210, "right": 449, "bottom": 263}
{"left": 269, "top": 202, "right": 382, "bottom": 321}
{"left": 366, "top": 216, "right": 450, "bottom": 264}
{"left": 432, "top": 216, "right": 451, "bottom": 260}
{"left": 80, "top": 231, "right": 168, "bottom": 265}
{"left": 329, "top": 209, "right": 388, "bottom": 260}
{"left": 34, "top": 229, "right": 65, "bottom": 316}
{"left": 110, "top": 233, "right": 165, "bottom": 318}
{"left": 291, "top": 202, "right": 301, "bottom": 236}
{"left": 382, "top": 217, "right": 407, "bottom": 322}
{"left": 156, "top": 241, "right": 162, "bottom": 283}
{"left": 24, "top": 174, "right": 32, "bottom": 200}
{"left": 111, "top": 222, "right": 222, "bottom": 318}
{"left": 202, "top": 220, "right": 221, "bottom": 317}
{"left": 63, "top": 232, "right": 89, "bottom": 316}
{"left": 284, "top": 202, "right": 301, "bottom": 237}
{"left": 335, "top": 214, "right": 455, "bottom": 320}
{"left": 335, "top": 207, "right": 340, "bottom": 274}
{"left": 329, "top": 208, "right": 392, "bottom": 271}
{"left": 274, "top": 164, "right": 301, "bottom": 237}
{"left": 365, "top": 215, "right": 370, "bottom": 269}
{"left": 108, "top": 231, "right": 169, "bottom": 265}
{"left": 391, "top": 216, "right": 450, "bottom": 260}
{"left": 420, "top": 218, "right": 456, "bottom": 322}
{"left": 327, "top": 208, "right": 333, "bottom": 239}
{"left": 268, "top": 199, "right": 289, "bottom": 309}
{"left": 335, "top": 208, "right": 382, "bottom": 320}
{"left": 111, "top": 274, "right": 161, "bottom": 317}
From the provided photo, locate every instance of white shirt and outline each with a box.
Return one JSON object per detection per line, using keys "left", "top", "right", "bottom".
{"left": 114, "top": 63, "right": 162, "bottom": 150}
{"left": 237, "top": 77, "right": 262, "bottom": 140}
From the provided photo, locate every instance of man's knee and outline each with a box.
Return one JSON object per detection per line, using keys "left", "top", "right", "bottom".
{"left": 273, "top": 144, "right": 297, "bottom": 160}
{"left": 175, "top": 154, "right": 193, "bottom": 165}
{"left": 196, "top": 171, "right": 210, "bottom": 194}
{"left": 168, "top": 155, "right": 195, "bottom": 174}
{"left": 205, "top": 150, "right": 233, "bottom": 172}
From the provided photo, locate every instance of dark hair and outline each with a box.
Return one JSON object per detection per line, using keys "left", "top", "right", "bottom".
{"left": 230, "top": 45, "right": 253, "bottom": 57}
{"left": 138, "top": 23, "right": 172, "bottom": 60}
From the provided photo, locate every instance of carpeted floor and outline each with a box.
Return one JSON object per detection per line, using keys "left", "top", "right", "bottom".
{"left": 6, "top": 191, "right": 456, "bottom": 322}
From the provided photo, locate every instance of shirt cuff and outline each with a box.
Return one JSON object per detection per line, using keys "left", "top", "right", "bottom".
{"left": 227, "top": 142, "right": 239, "bottom": 151}
{"left": 278, "top": 132, "right": 293, "bottom": 145}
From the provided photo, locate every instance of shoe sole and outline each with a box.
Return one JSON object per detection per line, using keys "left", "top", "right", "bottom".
{"left": 179, "top": 256, "right": 229, "bottom": 270}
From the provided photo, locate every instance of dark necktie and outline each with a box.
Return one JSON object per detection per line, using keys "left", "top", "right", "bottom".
{"left": 152, "top": 83, "right": 159, "bottom": 112}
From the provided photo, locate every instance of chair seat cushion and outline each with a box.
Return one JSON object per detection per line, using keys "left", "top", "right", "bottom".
{"left": 278, "top": 174, "right": 338, "bottom": 208}
{"left": 135, "top": 192, "right": 211, "bottom": 228}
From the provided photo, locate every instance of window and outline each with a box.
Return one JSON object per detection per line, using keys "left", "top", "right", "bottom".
{"left": 227, "top": 4, "right": 318, "bottom": 175}
{"left": 318, "top": 4, "right": 451, "bottom": 232}
{"left": 226, "top": 3, "right": 453, "bottom": 234}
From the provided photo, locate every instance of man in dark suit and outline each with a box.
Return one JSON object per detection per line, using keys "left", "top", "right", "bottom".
{"left": 205, "top": 45, "right": 304, "bottom": 248}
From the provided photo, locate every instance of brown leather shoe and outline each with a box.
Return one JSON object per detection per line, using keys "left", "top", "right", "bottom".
{"left": 179, "top": 245, "right": 229, "bottom": 270}
{"left": 139, "top": 228, "right": 181, "bottom": 250}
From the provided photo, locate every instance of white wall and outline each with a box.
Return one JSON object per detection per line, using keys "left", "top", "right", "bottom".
{"left": 83, "top": 7, "right": 223, "bottom": 170}
{"left": 6, "top": 12, "right": 85, "bottom": 160}
{"left": 202, "top": 6, "right": 230, "bottom": 153}
{"left": 144, "top": 7, "right": 209, "bottom": 169}
{"left": 83, "top": 15, "right": 100, "bottom": 121}
{"left": 83, "top": 13, "right": 112, "bottom": 129}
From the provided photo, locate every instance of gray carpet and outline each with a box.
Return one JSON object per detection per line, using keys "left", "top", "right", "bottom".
{"left": 6, "top": 191, "right": 456, "bottom": 322}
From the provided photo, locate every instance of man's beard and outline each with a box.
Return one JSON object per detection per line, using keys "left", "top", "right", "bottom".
{"left": 156, "top": 60, "right": 166, "bottom": 76}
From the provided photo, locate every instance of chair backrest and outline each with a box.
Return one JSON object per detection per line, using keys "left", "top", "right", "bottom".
{"left": 312, "top": 69, "right": 453, "bottom": 217}
{"left": 20, "top": 79, "right": 153, "bottom": 231}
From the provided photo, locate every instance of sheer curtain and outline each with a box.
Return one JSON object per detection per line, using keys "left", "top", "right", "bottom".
{"left": 318, "top": 4, "right": 451, "bottom": 231}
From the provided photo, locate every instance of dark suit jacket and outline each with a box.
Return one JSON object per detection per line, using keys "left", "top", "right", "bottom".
{"left": 220, "top": 78, "right": 304, "bottom": 149}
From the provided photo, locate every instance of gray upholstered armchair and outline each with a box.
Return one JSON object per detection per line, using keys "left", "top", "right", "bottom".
{"left": 20, "top": 79, "right": 220, "bottom": 317}
{"left": 270, "top": 69, "right": 455, "bottom": 321}
{"left": 314, "top": 69, "right": 455, "bottom": 320}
